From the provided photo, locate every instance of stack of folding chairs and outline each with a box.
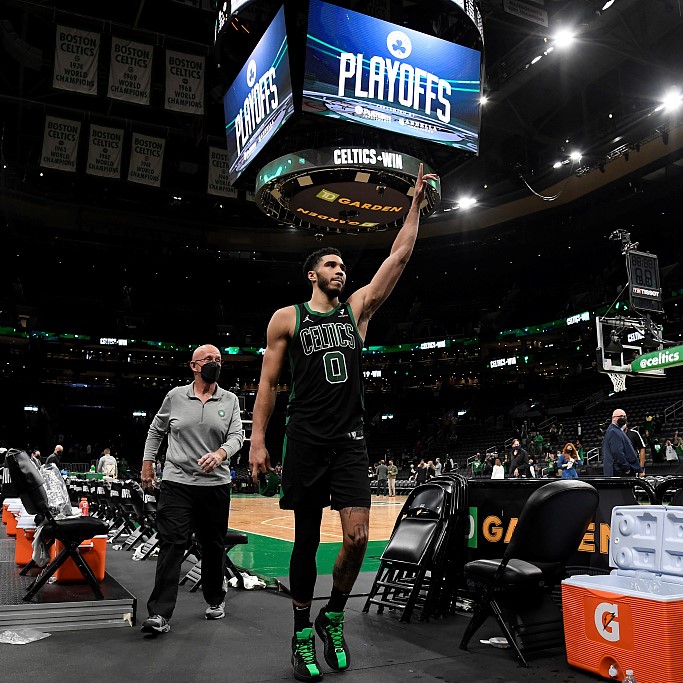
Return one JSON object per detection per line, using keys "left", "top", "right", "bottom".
{"left": 363, "top": 472, "right": 468, "bottom": 622}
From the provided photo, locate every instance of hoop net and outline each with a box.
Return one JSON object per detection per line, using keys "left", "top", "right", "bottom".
{"left": 608, "top": 372, "right": 627, "bottom": 393}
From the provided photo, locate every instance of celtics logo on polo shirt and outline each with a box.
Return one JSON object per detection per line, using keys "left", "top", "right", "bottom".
{"left": 218, "top": 410, "right": 225, "bottom": 417}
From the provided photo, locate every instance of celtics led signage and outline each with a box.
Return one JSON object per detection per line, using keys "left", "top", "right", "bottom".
{"left": 303, "top": 0, "right": 481, "bottom": 153}
{"left": 255, "top": 148, "right": 440, "bottom": 233}
{"left": 223, "top": 5, "right": 294, "bottom": 184}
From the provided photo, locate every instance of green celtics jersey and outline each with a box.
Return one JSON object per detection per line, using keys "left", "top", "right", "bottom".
{"left": 285, "top": 302, "right": 364, "bottom": 444}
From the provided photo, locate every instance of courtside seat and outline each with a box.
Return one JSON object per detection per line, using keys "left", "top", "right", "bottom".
{"left": 6, "top": 448, "right": 109, "bottom": 601}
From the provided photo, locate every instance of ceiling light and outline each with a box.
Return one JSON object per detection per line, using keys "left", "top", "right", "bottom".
{"left": 601, "top": 0, "right": 615, "bottom": 10}
{"left": 480, "top": 95, "right": 488, "bottom": 105}
{"left": 531, "top": 55, "right": 542, "bottom": 65}
{"left": 553, "top": 29, "right": 576, "bottom": 49}
{"left": 661, "top": 88, "right": 682, "bottom": 112}
{"left": 569, "top": 151, "right": 582, "bottom": 161}
{"left": 458, "top": 197, "right": 477, "bottom": 209}
{"left": 553, "top": 161, "right": 562, "bottom": 169}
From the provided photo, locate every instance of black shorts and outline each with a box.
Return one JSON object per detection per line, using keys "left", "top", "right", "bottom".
{"left": 279, "top": 435, "right": 371, "bottom": 511}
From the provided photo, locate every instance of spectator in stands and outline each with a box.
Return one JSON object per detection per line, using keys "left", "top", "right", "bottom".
{"left": 624, "top": 426, "right": 646, "bottom": 478}
{"left": 471, "top": 453, "right": 484, "bottom": 478}
{"left": 674, "top": 431, "right": 683, "bottom": 461}
{"left": 45, "top": 444, "right": 63, "bottom": 469}
{"left": 408, "top": 463, "right": 417, "bottom": 484}
{"left": 602, "top": 409, "right": 642, "bottom": 477}
{"left": 434, "top": 458, "right": 442, "bottom": 476}
{"left": 548, "top": 424, "right": 558, "bottom": 449}
{"left": 30, "top": 449, "right": 41, "bottom": 469}
{"left": 575, "top": 438, "right": 585, "bottom": 461}
{"left": 558, "top": 443, "right": 582, "bottom": 479}
{"left": 491, "top": 458, "right": 504, "bottom": 479}
{"left": 415, "top": 459, "right": 428, "bottom": 485}
{"left": 425, "top": 460, "right": 436, "bottom": 479}
{"left": 387, "top": 460, "right": 398, "bottom": 496}
{"left": 652, "top": 437, "right": 662, "bottom": 463}
{"left": 140, "top": 343, "right": 243, "bottom": 635}
{"left": 545, "top": 452, "right": 558, "bottom": 478}
{"left": 665, "top": 439, "right": 678, "bottom": 463}
{"left": 375, "top": 460, "right": 388, "bottom": 496}
{"left": 508, "top": 439, "right": 530, "bottom": 478}
{"left": 97, "top": 448, "right": 118, "bottom": 480}
{"left": 532, "top": 431, "right": 544, "bottom": 457}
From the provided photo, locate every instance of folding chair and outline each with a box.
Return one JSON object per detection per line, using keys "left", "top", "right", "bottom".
{"left": 459, "top": 479, "right": 599, "bottom": 667}
{"left": 363, "top": 482, "right": 451, "bottom": 622}
{"left": 179, "top": 531, "right": 249, "bottom": 590}
{"left": 6, "top": 449, "right": 109, "bottom": 601}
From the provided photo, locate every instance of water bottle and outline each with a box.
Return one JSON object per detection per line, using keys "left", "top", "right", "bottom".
{"left": 623, "top": 669, "right": 637, "bottom": 683}
{"left": 79, "top": 497, "right": 89, "bottom": 516}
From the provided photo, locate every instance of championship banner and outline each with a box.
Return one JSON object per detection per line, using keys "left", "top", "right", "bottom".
{"left": 86, "top": 124, "right": 124, "bottom": 179}
{"left": 207, "top": 147, "right": 238, "bottom": 197}
{"left": 53, "top": 26, "right": 100, "bottom": 95}
{"left": 41, "top": 116, "right": 81, "bottom": 172}
{"left": 108, "top": 37, "right": 153, "bottom": 105}
{"left": 165, "top": 50, "right": 205, "bottom": 114}
{"left": 128, "top": 133, "right": 165, "bottom": 186}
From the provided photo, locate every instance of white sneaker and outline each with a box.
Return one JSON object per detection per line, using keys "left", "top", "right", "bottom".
{"left": 205, "top": 601, "right": 225, "bottom": 620}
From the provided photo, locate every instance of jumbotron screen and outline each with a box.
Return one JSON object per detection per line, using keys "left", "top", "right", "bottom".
{"left": 303, "top": 0, "right": 481, "bottom": 154}
{"left": 223, "top": 5, "right": 294, "bottom": 184}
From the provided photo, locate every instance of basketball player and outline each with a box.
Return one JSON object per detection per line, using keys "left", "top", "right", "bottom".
{"left": 249, "top": 164, "right": 437, "bottom": 681}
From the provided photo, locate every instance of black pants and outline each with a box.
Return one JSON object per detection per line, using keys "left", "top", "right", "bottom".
{"left": 147, "top": 480, "right": 231, "bottom": 619}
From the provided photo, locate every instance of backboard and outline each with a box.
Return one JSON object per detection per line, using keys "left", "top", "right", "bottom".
{"left": 596, "top": 315, "right": 665, "bottom": 378}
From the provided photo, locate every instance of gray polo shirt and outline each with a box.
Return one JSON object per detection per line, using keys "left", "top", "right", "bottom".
{"left": 143, "top": 382, "right": 243, "bottom": 486}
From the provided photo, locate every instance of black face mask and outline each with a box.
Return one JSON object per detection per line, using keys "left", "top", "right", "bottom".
{"left": 199, "top": 362, "right": 221, "bottom": 384}
{"left": 616, "top": 417, "right": 627, "bottom": 428}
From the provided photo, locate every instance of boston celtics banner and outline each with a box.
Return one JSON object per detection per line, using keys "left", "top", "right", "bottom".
{"left": 165, "top": 50, "right": 205, "bottom": 114}
{"left": 86, "top": 124, "right": 124, "bottom": 178}
{"left": 207, "top": 147, "right": 238, "bottom": 197}
{"left": 41, "top": 116, "right": 81, "bottom": 172}
{"left": 108, "top": 37, "right": 153, "bottom": 105}
{"left": 53, "top": 26, "right": 100, "bottom": 95}
{"left": 128, "top": 133, "right": 165, "bottom": 186}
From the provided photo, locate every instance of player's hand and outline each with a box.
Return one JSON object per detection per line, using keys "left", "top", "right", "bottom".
{"left": 249, "top": 443, "right": 272, "bottom": 483}
{"left": 198, "top": 449, "right": 225, "bottom": 474}
{"left": 412, "top": 163, "right": 439, "bottom": 206}
{"left": 141, "top": 461, "right": 158, "bottom": 490}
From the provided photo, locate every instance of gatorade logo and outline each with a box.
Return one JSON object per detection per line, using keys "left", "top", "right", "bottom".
{"left": 595, "top": 602, "right": 620, "bottom": 642}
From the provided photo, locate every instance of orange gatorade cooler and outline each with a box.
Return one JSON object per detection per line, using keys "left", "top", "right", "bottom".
{"left": 2, "top": 498, "right": 20, "bottom": 525}
{"left": 562, "top": 505, "right": 683, "bottom": 683}
{"left": 52, "top": 534, "right": 107, "bottom": 583}
{"left": 15, "top": 514, "right": 37, "bottom": 565}
{"left": 5, "top": 500, "right": 24, "bottom": 537}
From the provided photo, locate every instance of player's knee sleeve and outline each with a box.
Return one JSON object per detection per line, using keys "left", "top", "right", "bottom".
{"left": 290, "top": 509, "right": 322, "bottom": 603}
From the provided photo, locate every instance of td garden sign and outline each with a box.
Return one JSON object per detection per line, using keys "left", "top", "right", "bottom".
{"left": 255, "top": 147, "right": 440, "bottom": 233}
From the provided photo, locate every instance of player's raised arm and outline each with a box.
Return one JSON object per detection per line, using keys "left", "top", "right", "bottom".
{"left": 348, "top": 163, "right": 438, "bottom": 332}
{"left": 249, "top": 306, "right": 294, "bottom": 482}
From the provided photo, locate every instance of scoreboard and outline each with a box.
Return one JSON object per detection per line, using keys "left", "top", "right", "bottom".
{"left": 626, "top": 250, "right": 662, "bottom": 314}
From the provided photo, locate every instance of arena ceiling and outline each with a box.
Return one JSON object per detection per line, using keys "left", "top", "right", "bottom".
{"left": 0, "top": 0, "right": 682, "bottom": 256}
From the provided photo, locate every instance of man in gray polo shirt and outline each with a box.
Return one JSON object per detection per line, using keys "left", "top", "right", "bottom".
{"left": 140, "top": 344, "right": 243, "bottom": 635}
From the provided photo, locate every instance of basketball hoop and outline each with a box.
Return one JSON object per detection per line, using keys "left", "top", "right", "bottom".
{"left": 608, "top": 372, "right": 627, "bottom": 393}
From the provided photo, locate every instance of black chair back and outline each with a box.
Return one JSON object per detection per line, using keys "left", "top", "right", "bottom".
{"left": 5, "top": 449, "right": 50, "bottom": 516}
{"left": 504, "top": 479, "right": 599, "bottom": 566}
{"left": 404, "top": 483, "right": 447, "bottom": 517}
